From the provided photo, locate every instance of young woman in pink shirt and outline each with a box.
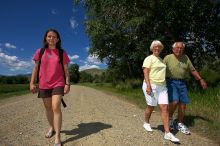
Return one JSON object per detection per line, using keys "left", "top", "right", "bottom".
{"left": 30, "top": 29, "right": 70, "bottom": 146}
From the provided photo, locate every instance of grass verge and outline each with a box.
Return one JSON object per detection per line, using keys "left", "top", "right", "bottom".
{"left": 0, "top": 84, "right": 29, "bottom": 100}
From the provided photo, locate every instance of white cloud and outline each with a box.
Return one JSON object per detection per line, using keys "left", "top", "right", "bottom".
{"left": 5, "top": 43, "right": 16, "bottom": 49}
{"left": 79, "top": 64, "right": 100, "bottom": 71}
{"left": 69, "top": 17, "right": 79, "bottom": 30}
{"left": 0, "top": 53, "right": 17, "bottom": 62}
{"left": 0, "top": 52, "right": 33, "bottom": 72}
{"left": 68, "top": 54, "right": 80, "bottom": 65}
{"left": 87, "top": 54, "right": 102, "bottom": 65}
{"left": 9, "top": 61, "right": 32, "bottom": 71}
{"left": 68, "top": 54, "right": 79, "bottom": 60}
{"left": 77, "top": 54, "right": 104, "bottom": 71}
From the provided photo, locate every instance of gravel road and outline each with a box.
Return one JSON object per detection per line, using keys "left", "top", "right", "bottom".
{"left": 0, "top": 85, "right": 218, "bottom": 146}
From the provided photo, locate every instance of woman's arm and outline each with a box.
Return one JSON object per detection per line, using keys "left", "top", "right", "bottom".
{"left": 63, "top": 64, "right": 70, "bottom": 94}
{"left": 143, "top": 67, "right": 152, "bottom": 95}
{"left": 29, "top": 61, "right": 39, "bottom": 93}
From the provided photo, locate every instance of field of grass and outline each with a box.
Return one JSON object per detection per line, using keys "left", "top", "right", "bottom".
{"left": 81, "top": 82, "right": 220, "bottom": 144}
{"left": 186, "top": 88, "right": 220, "bottom": 143}
{"left": 0, "top": 84, "right": 30, "bottom": 100}
{"left": 187, "top": 88, "right": 220, "bottom": 121}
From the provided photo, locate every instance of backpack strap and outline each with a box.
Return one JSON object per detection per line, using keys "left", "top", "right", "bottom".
{"left": 37, "top": 48, "right": 45, "bottom": 83}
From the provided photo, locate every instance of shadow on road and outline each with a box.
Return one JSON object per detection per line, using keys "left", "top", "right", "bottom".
{"left": 61, "top": 122, "right": 112, "bottom": 144}
{"left": 184, "top": 115, "right": 211, "bottom": 127}
{"left": 155, "top": 115, "right": 212, "bottom": 138}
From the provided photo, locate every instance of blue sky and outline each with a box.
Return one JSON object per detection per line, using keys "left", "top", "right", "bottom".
{"left": 0, "top": 0, "right": 106, "bottom": 76}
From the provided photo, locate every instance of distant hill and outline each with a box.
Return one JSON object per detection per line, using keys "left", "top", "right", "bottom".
{"left": 0, "top": 74, "right": 31, "bottom": 77}
{"left": 80, "top": 68, "right": 105, "bottom": 76}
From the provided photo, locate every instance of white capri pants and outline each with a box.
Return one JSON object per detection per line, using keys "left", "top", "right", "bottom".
{"left": 142, "top": 82, "right": 168, "bottom": 106}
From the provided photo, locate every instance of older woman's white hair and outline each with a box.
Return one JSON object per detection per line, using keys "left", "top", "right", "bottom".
{"left": 150, "top": 40, "right": 164, "bottom": 51}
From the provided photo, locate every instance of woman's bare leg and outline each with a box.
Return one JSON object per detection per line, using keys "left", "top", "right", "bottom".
{"left": 43, "top": 98, "right": 54, "bottom": 135}
{"left": 52, "top": 95, "right": 62, "bottom": 145}
{"left": 159, "top": 104, "right": 169, "bottom": 133}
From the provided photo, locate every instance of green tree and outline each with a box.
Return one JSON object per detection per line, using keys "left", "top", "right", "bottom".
{"left": 79, "top": 72, "right": 94, "bottom": 82}
{"left": 69, "top": 64, "right": 80, "bottom": 83}
{"left": 74, "top": 0, "right": 220, "bottom": 82}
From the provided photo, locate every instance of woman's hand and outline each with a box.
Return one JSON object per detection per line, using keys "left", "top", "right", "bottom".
{"left": 64, "top": 84, "right": 70, "bottom": 94}
{"left": 30, "top": 83, "right": 38, "bottom": 93}
{"left": 146, "top": 85, "right": 152, "bottom": 95}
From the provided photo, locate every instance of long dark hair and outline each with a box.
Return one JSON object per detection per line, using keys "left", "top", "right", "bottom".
{"left": 43, "top": 29, "right": 62, "bottom": 50}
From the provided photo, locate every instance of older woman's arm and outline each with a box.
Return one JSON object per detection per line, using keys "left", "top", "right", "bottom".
{"left": 143, "top": 67, "right": 152, "bottom": 95}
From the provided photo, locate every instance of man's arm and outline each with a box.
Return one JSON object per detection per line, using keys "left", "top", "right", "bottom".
{"left": 191, "top": 70, "right": 207, "bottom": 89}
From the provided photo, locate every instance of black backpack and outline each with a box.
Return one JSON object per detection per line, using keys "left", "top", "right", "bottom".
{"left": 37, "top": 48, "right": 67, "bottom": 107}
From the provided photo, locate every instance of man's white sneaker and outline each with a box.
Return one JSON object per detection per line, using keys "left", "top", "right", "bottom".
{"left": 143, "top": 123, "right": 153, "bottom": 132}
{"left": 164, "top": 132, "right": 180, "bottom": 142}
{"left": 176, "top": 123, "right": 191, "bottom": 135}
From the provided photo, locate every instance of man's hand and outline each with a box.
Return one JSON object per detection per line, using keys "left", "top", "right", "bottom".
{"left": 200, "top": 79, "right": 207, "bottom": 89}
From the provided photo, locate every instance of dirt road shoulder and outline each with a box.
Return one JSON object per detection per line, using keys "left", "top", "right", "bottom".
{"left": 0, "top": 85, "right": 217, "bottom": 146}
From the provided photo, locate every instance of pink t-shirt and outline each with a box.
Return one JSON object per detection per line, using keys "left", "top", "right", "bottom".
{"left": 33, "top": 48, "right": 70, "bottom": 89}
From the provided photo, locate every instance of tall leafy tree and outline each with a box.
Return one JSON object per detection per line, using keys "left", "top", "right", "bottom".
{"left": 74, "top": 0, "right": 220, "bottom": 81}
{"left": 141, "top": 0, "right": 220, "bottom": 68}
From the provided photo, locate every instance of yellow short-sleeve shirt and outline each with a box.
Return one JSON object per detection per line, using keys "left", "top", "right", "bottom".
{"left": 142, "top": 55, "right": 166, "bottom": 85}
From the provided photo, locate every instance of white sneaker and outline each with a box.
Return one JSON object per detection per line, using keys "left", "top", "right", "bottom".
{"left": 164, "top": 132, "right": 180, "bottom": 142}
{"left": 176, "top": 123, "right": 191, "bottom": 135}
{"left": 143, "top": 123, "right": 153, "bottom": 132}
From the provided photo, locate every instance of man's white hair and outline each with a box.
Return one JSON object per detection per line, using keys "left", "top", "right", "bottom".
{"left": 172, "top": 42, "right": 185, "bottom": 49}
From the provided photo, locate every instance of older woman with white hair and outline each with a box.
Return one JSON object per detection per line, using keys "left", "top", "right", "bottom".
{"left": 142, "top": 40, "right": 180, "bottom": 142}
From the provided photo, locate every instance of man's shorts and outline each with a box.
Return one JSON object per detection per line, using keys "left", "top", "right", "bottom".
{"left": 142, "top": 82, "right": 168, "bottom": 106}
{"left": 166, "top": 79, "right": 190, "bottom": 104}
{"left": 38, "top": 86, "right": 64, "bottom": 98}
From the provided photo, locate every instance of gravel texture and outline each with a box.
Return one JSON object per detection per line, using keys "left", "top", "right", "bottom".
{"left": 0, "top": 85, "right": 218, "bottom": 146}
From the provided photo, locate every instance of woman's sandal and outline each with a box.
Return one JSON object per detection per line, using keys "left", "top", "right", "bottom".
{"left": 45, "top": 130, "right": 55, "bottom": 138}
{"left": 54, "top": 142, "right": 62, "bottom": 146}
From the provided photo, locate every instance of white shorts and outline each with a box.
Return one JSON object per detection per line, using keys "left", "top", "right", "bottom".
{"left": 142, "top": 82, "right": 168, "bottom": 106}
